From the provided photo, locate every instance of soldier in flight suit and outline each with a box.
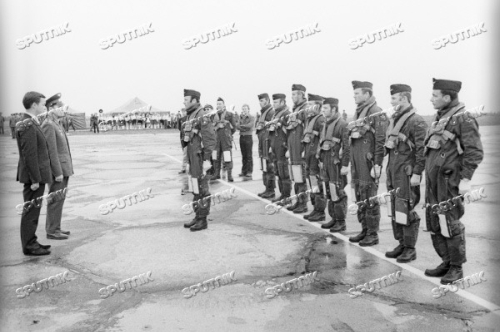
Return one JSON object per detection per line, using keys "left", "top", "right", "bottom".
{"left": 301, "top": 94, "right": 326, "bottom": 221}
{"left": 211, "top": 97, "right": 237, "bottom": 182}
{"left": 347, "top": 81, "right": 388, "bottom": 246}
{"left": 384, "top": 84, "right": 427, "bottom": 263}
{"left": 256, "top": 93, "right": 276, "bottom": 199}
{"left": 269, "top": 94, "right": 291, "bottom": 204}
{"left": 285, "top": 84, "right": 308, "bottom": 213}
{"left": 316, "top": 97, "right": 350, "bottom": 232}
{"left": 424, "top": 78, "right": 483, "bottom": 284}
{"left": 180, "top": 89, "right": 216, "bottom": 232}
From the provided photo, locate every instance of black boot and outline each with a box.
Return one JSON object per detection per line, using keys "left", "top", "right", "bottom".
{"left": 308, "top": 212, "right": 325, "bottom": 222}
{"left": 321, "top": 219, "right": 337, "bottom": 229}
{"left": 304, "top": 211, "right": 318, "bottom": 220}
{"left": 397, "top": 247, "right": 417, "bottom": 263}
{"left": 385, "top": 244, "right": 404, "bottom": 258}
{"left": 359, "top": 232, "right": 379, "bottom": 246}
{"left": 425, "top": 261, "right": 451, "bottom": 277}
{"left": 190, "top": 217, "right": 208, "bottom": 232}
{"left": 292, "top": 194, "right": 308, "bottom": 213}
{"left": 441, "top": 265, "right": 463, "bottom": 284}
{"left": 287, "top": 202, "right": 299, "bottom": 211}
{"left": 227, "top": 168, "right": 234, "bottom": 182}
{"left": 349, "top": 228, "right": 367, "bottom": 243}
{"left": 261, "top": 191, "right": 276, "bottom": 199}
{"left": 184, "top": 216, "right": 198, "bottom": 228}
{"left": 330, "top": 220, "right": 346, "bottom": 232}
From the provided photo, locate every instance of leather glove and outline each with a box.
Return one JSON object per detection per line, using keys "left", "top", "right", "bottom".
{"left": 340, "top": 166, "right": 349, "bottom": 175}
{"left": 459, "top": 179, "right": 471, "bottom": 195}
{"left": 370, "top": 165, "right": 382, "bottom": 178}
{"left": 410, "top": 174, "right": 421, "bottom": 186}
{"left": 55, "top": 175, "right": 63, "bottom": 182}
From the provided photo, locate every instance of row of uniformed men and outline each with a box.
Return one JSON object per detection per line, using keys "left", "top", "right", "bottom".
{"left": 178, "top": 80, "right": 483, "bottom": 285}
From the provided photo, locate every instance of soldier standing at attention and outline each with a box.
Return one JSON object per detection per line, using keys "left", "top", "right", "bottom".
{"left": 211, "top": 97, "right": 237, "bottom": 182}
{"left": 348, "top": 81, "right": 388, "bottom": 246}
{"left": 285, "top": 84, "right": 309, "bottom": 214}
{"left": 181, "top": 89, "right": 216, "bottom": 231}
{"left": 256, "top": 94, "right": 276, "bottom": 199}
{"left": 424, "top": 78, "right": 483, "bottom": 284}
{"left": 237, "top": 104, "right": 255, "bottom": 180}
{"left": 270, "top": 93, "right": 291, "bottom": 205}
{"left": 315, "top": 97, "right": 350, "bottom": 231}
{"left": 384, "top": 84, "right": 427, "bottom": 262}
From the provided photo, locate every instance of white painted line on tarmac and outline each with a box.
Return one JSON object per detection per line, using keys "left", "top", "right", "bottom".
{"left": 164, "top": 153, "right": 500, "bottom": 315}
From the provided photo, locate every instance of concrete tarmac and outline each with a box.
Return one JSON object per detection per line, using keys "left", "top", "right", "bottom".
{"left": 0, "top": 126, "right": 498, "bottom": 332}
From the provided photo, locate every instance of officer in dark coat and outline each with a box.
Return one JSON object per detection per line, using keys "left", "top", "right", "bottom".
{"left": 424, "top": 79, "right": 483, "bottom": 284}
{"left": 348, "top": 81, "right": 388, "bottom": 246}
{"left": 285, "top": 84, "right": 309, "bottom": 213}
{"left": 211, "top": 97, "right": 237, "bottom": 182}
{"left": 16, "top": 91, "right": 53, "bottom": 255}
{"left": 302, "top": 94, "right": 326, "bottom": 221}
{"left": 316, "top": 97, "right": 350, "bottom": 231}
{"left": 180, "top": 89, "right": 216, "bottom": 231}
{"left": 256, "top": 93, "right": 276, "bottom": 199}
{"left": 269, "top": 94, "right": 291, "bottom": 204}
{"left": 384, "top": 84, "right": 427, "bottom": 263}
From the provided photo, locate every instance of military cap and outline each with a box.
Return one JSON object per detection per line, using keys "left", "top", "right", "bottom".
{"left": 258, "top": 93, "right": 269, "bottom": 100}
{"left": 204, "top": 104, "right": 213, "bottom": 110}
{"left": 323, "top": 97, "right": 339, "bottom": 107}
{"left": 352, "top": 81, "right": 373, "bottom": 89}
{"left": 432, "top": 78, "right": 462, "bottom": 92}
{"left": 272, "top": 93, "right": 286, "bottom": 100}
{"left": 217, "top": 97, "right": 224, "bottom": 102}
{"left": 292, "top": 84, "right": 306, "bottom": 92}
{"left": 308, "top": 94, "right": 324, "bottom": 102}
{"left": 184, "top": 89, "right": 201, "bottom": 98}
{"left": 390, "top": 84, "right": 412, "bottom": 95}
{"left": 46, "top": 93, "right": 61, "bottom": 108}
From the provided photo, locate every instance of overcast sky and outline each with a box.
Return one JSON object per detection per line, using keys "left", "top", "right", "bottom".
{"left": 0, "top": 0, "right": 497, "bottom": 117}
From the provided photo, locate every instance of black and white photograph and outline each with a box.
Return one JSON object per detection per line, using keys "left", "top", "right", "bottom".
{"left": 0, "top": 0, "right": 498, "bottom": 331}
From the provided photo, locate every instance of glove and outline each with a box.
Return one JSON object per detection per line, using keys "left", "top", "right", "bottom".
{"left": 370, "top": 165, "right": 382, "bottom": 178}
{"left": 340, "top": 166, "right": 349, "bottom": 175}
{"left": 410, "top": 174, "right": 421, "bottom": 186}
{"left": 459, "top": 179, "right": 471, "bottom": 195}
{"left": 31, "top": 183, "right": 39, "bottom": 191}
{"left": 55, "top": 175, "right": 63, "bottom": 182}
{"left": 285, "top": 151, "right": 289, "bottom": 158}
{"left": 318, "top": 161, "right": 323, "bottom": 169}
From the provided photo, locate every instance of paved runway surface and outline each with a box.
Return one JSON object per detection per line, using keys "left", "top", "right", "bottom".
{"left": 0, "top": 127, "right": 499, "bottom": 332}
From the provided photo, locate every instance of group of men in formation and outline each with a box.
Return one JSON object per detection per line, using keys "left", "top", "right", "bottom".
{"left": 179, "top": 78, "right": 484, "bottom": 285}
{"left": 88, "top": 111, "right": 180, "bottom": 133}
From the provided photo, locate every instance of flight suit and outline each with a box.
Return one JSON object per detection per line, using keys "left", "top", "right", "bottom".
{"left": 317, "top": 114, "right": 350, "bottom": 228}
{"left": 424, "top": 100, "right": 483, "bottom": 267}
{"left": 181, "top": 104, "right": 216, "bottom": 223}
{"left": 302, "top": 113, "right": 326, "bottom": 219}
{"left": 256, "top": 105, "right": 276, "bottom": 195}
{"left": 285, "top": 100, "right": 308, "bottom": 211}
{"left": 348, "top": 96, "right": 387, "bottom": 243}
{"left": 211, "top": 110, "right": 236, "bottom": 179}
{"left": 269, "top": 106, "right": 291, "bottom": 200}
{"left": 385, "top": 106, "right": 427, "bottom": 255}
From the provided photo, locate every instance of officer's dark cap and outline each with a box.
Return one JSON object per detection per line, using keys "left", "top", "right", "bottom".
{"left": 432, "top": 78, "right": 462, "bottom": 93}
{"left": 390, "top": 84, "right": 412, "bottom": 95}
{"left": 323, "top": 97, "right": 339, "bottom": 107}
{"left": 308, "top": 94, "right": 324, "bottom": 102}
{"left": 272, "top": 93, "right": 286, "bottom": 100}
{"left": 46, "top": 93, "right": 62, "bottom": 107}
{"left": 352, "top": 81, "right": 373, "bottom": 90}
{"left": 292, "top": 84, "right": 306, "bottom": 92}
{"left": 258, "top": 93, "right": 269, "bottom": 100}
{"left": 184, "top": 89, "right": 201, "bottom": 99}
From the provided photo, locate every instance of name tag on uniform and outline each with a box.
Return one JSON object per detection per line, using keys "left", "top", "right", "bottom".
{"left": 427, "top": 140, "right": 440, "bottom": 149}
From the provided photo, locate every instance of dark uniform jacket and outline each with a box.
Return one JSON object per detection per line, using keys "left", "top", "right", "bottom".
{"left": 256, "top": 104, "right": 275, "bottom": 159}
{"left": 211, "top": 109, "right": 237, "bottom": 151}
{"left": 15, "top": 113, "right": 53, "bottom": 184}
{"left": 41, "top": 118, "right": 74, "bottom": 178}
{"left": 285, "top": 101, "right": 308, "bottom": 164}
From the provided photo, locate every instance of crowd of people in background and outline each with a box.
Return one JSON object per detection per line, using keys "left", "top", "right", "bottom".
{"left": 89, "top": 110, "right": 184, "bottom": 133}
{"left": 3, "top": 112, "right": 74, "bottom": 139}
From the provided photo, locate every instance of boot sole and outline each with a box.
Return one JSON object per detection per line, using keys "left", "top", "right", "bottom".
{"left": 397, "top": 256, "right": 416, "bottom": 263}
{"left": 190, "top": 226, "right": 207, "bottom": 232}
{"left": 424, "top": 271, "right": 449, "bottom": 278}
{"left": 359, "top": 240, "right": 379, "bottom": 247}
{"left": 330, "top": 228, "right": 346, "bottom": 233}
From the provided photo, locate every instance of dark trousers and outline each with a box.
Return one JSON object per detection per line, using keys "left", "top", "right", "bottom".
{"left": 92, "top": 123, "right": 99, "bottom": 133}
{"left": 46, "top": 177, "right": 69, "bottom": 235}
{"left": 0, "top": 125, "right": 4, "bottom": 134}
{"left": 21, "top": 183, "right": 46, "bottom": 253}
{"left": 239, "top": 135, "right": 253, "bottom": 175}
{"left": 11, "top": 126, "right": 16, "bottom": 138}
